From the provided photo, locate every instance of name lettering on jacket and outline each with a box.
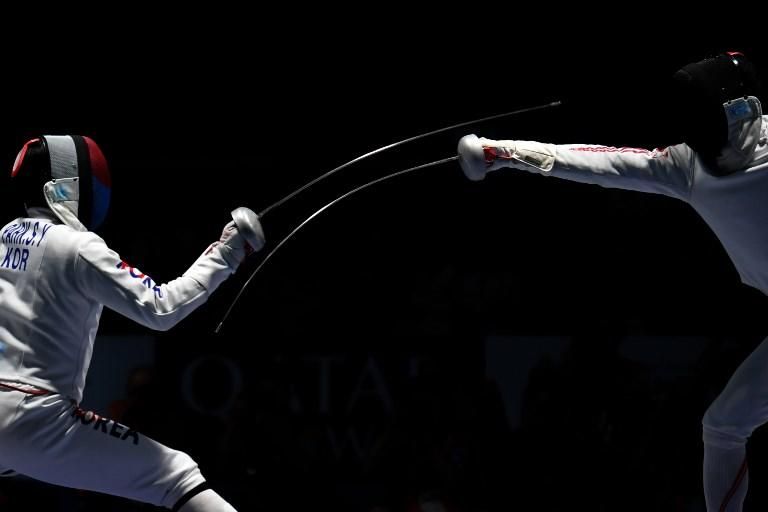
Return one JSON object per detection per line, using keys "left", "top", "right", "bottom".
{"left": 0, "top": 222, "right": 52, "bottom": 272}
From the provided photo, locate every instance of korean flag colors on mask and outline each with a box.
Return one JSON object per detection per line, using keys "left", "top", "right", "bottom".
{"left": 12, "top": 135, "right": 111, "bottom": 231}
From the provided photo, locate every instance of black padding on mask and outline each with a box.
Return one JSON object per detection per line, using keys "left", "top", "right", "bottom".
{"left": 71, "top": 135, "right": 94, "bottom": 229}
{"left": 670, "top": 53, "right": 760, "bottom": 159}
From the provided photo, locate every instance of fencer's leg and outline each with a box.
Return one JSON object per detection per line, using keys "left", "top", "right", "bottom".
{"left": 702, "top": 336, "right": 768, "bottom": 511}
{"left": 177, "top": 488, "right": 237, "bottom": 512}
{"left": 0, "top": 394, "right": 212, "bottom": 510}
{"left": 703, "top": 442, "right": 747, "bottom": 512}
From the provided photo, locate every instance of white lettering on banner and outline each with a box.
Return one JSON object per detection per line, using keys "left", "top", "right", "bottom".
{"left": 180, "top": 352, "right": 425, "bottom": 465}
{"left": 310, "top": 355, "right": 344, "bottom": 415}
{"left": 347, "top": 356, "right": 394, "bottom": 414}
{"left": 181, "top": 356, "right": 243, "bottom": 416}
{"left": 303, "top": 354, "right": 419, "bottom": 416}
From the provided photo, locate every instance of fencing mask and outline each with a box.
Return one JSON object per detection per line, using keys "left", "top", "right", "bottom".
{"left": 11, "top": 135, "right": 111, "bottom": 231}
{"left": 671, "top": 52, "right": 762, "bottom": 170}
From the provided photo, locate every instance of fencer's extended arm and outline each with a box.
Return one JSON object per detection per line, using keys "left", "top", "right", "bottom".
{"left": 458, "top": 134, "right": 695, "bottom": 200}
{"left": 74, "top": 224, "right": 253, "bottom": 332}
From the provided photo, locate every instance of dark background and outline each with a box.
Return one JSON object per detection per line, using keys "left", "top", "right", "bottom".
{"left": 1, "top": 18, "right": 768, "bottom": 511}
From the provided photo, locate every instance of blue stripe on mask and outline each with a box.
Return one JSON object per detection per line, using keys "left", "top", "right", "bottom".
{"left": 91, "top": 178, "right": 111, "bottom": 230}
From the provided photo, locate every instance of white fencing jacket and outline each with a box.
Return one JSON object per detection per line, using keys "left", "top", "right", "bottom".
{"left": 0, "top": 209, "right": 244, "bottom": 402}
{"left": 483, "top": 97, "right": 768, "bottom": 294}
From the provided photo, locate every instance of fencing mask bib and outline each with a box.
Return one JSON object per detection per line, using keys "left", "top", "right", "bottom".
{"left": 11, "top": 135, "right": 111, "bottom": 231}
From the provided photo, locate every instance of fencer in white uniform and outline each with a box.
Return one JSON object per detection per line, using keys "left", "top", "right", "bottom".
{"left": 0, "top": 135, "right": 265, "bottom": 511}
{"left": 458, "top": 52, "right": 768, "bottom": 512}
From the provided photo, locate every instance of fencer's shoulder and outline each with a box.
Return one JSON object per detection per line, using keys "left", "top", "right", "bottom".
{"left": 70, "top": 230, "right": 114, "bottom": 256}
{"left": 71, "top": 231, "right": 122, "bottom": 272}
{"left": 40, "top": 225, "right": 112, "bottom": 261}
{"left": 46, "top": 223, "right": 104, "bottom": 246}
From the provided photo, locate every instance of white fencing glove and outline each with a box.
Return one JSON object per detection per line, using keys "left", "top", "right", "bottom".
{"left": 457, "top": 134, "right": 555, "bottom": 181}
{"left": 217, "top": 207, "right": 265, "bottom": 268}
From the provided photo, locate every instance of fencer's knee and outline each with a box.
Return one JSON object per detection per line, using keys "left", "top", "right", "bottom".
{"left": 702, "top": 400, "right": 750, "bottom": 449}
{"left": 173, "top": 450, "right": 198, "bottom": 475}
{"left": 160, "top": 450, "right": 207, "bottom": 510}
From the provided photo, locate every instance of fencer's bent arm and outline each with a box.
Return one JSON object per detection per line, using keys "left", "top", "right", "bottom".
{"left": 75, "top": 234, "right": 240, "bottom": 331}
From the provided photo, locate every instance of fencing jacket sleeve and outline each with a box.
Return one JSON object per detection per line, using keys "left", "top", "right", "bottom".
{"left": 518, "top": 140, "right": 695, "bottom": 201}
{"left": 76, "top": 232, "right": 242, "bottom": 332}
